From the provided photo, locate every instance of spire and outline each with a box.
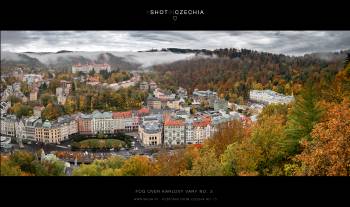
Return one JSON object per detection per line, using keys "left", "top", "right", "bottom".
{"left": 74, "top": 156, "right": 78, "bottom": 166}
{"left": 40, "top": 148, "right": 45, "bottom": 162}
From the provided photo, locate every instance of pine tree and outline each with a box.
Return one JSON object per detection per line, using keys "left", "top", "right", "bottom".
{"left": 285, "top": 82, "right": 324, "bottom": 154}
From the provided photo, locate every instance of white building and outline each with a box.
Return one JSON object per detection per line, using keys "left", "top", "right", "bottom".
{"left": 186, "top": 116, "right": 212, "bottom": 144}
{"left": 163, "top": 117, "right": 186, "bottom": 146}
{"left": 1, "top": 115, "right": 17, "bottom": 137}
{"left": 192, "top": 89, "right": 217, "bottom": 100}
{"left": 23, "top": 116, "right": 41, "bottom": 141}
{"left": 91, "top": 111, "right": 114, "bottom": 134}
{"left": 138, "top": 115, "right": 163, "bottom": 147}
{"left": 72, "top": 63, "right": 111, "bottom": 74}
{"left": 249, "top": 90, "right": 294, "bottom": 105}
{"left": 0, "top": 101, "right": 11, "bottom": 115}
{"left": 112, "top": 111, "right": 135, "bottom": 132}
{"left": 15, "top": 120, "right": 26, "bottom": 141}
{"left": 57, "top": 115, "right": 78, "bottom": 140}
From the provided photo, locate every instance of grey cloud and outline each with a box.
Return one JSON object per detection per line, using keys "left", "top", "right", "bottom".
{"left": 1, "top": 31, "right": 349, "bottom": 56}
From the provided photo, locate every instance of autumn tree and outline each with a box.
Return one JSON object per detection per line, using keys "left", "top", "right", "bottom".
{"left": 72, "top": 164, "right": 102, "bottom": 176}
{"left": 10, "top": 151, "right": 36, "bottom": 173}
{"left": 180, "top": 146, "right": 223, "bottom": 176}
{"left": 0, "top": 156, "right": 23, "bottom": 176}
{"left": 321, "top": 64, "right": 350, "bottom": 103}
{"left": 64, "top": 96, "right": 76, "bottom": 114}
{"left": 40, "top": 93, "right": 55, "bottom": 107}
{"left": 221, "top": 139, "right": 262, "bottom": 176}
{"left": 11, "top": 102, "right": 33, "bottom": 118}
{"left": 205, "top": 120, "right": 247, "bottom": 157}
{"left": 42, "top": 102, "right": 61, "bottom": 120}
{"left": 115, "top": 156, "right": 158, "bottom": 176}
{"left": 20, "top": 81, "right": 31, "bottom": 96}
{"left": 156, "top": 145, "right": 200, "bottom": 176}
{"left": 252, "top": 114, "right": 289, "bottom": 175}
{"left": 295, "top": 99, "right": 350, "bottom": 176}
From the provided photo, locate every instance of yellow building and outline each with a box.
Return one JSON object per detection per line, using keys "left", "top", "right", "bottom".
{"left": 35, "top": 120, "right": 62, "bottom": 144}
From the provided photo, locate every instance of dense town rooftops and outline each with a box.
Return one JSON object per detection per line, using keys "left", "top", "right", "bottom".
{"left": 57, "top": 115, "right": 75, "bottom": 124}
{"left": 113, "top": 111, "right": 132, "bottom": 119}
{"left": 42, "top": 120, "right": 52, "bottom": 128}
{"left": 192, "top": 116, "right": 211, "bottom": 127}
{"left": 164, "top": 117, "right": 185, "bottom": 127}
{"left": 137, "top": 107, "right": 150, "bottom": 116}
{"left": 1, "top": 114, "right": 17, "bottom": 121}
{"left": 92, "top": 111, "right": 112, "bottom": 119}
{"left": 143, "top": 122, "right": 162, "bottom": 134}
{"left": 80, "top": 113, "right": 92, "bottom": 119}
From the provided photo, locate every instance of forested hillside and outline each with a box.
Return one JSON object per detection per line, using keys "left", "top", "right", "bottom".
{"left": 151, "top": 48, "right": 348, "bottom": 104}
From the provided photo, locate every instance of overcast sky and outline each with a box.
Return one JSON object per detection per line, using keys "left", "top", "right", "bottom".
{"left": 1, "top": 31, "right": 350, "bottom": 56}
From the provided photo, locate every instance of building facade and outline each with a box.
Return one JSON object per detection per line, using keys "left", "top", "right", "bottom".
{"left": 147, "top": 96, "right": 162, "bottom": 109}
{"left": 163, "top": 117, "right": 186, "bottom": 146}
{"left": 0, "top": 115, "right": 17, "bottom": 137}
{"left": 72, "top": 63, "right": 111, "bottom": 74}
{"left": 77, "top": 114, "right": 93, "bottom": 134}
{"left": 138, "top": 115, "right": 163, "bottom": 146}
{"left": 91, "top": 111, "right": 114, "bottom": 134}
{"left": 23, "top": 116, "right": 41, "bottom": 141}
{"left": 35, "top": 120, "right": 62, "bottom": 144}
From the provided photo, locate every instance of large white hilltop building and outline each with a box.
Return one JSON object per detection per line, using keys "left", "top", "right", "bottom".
{"left": 72, "top": 63, "right": 111, "bottom": 74}
{"left": 249, "top": 90, "right": 294, "bottom": 105}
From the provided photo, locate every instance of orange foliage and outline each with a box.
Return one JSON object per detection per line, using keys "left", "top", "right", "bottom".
{"left": 296, "top": 99, "right": 350, "bottom": 176}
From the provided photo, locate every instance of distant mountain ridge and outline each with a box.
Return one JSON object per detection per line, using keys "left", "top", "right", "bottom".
{"left": 1, "top": 50, "right": 202, "bottom": 71}
{"left": 1, "top": 49, "right": 349, "bottom": 71}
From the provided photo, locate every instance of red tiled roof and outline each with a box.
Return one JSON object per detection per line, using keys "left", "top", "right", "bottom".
{"left": 164, "top": 119, "right": 185, "bottom": 126}
{"left": 193, "top": 117, "right": 211, "bottom": 127}
{"left": 113, "top": 111, "right": 132, "bottom": 119}
{"left": 137, "top": 107, "right": 150, "bottom": 115}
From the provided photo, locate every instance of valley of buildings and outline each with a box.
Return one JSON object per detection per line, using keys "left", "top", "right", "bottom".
{"left": 1, "top": 66, "right": 294, "bottom": 152}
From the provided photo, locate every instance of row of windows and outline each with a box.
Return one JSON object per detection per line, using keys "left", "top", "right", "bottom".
{"left": 149, "top": 141, "right": 158, "bottom": 146}
{"left": 149, "top": 136, "right": 158, "bottom": 140}
{"left": 166, "top": 126, "right": 184, "bottom": 129}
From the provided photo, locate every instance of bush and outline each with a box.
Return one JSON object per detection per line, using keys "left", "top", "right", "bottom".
{"left": 72, "top": 139, "right": 126, "bottom": 151}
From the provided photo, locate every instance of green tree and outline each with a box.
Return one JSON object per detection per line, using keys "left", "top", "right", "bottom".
{"left": 20, "top": 82, "right": 31, "bottom": 96}
{"left": 116, "top": 156, "right": 158, "bottom": 176}
{"left": 89, "top": 68, "right": 96, "bottom": 76}
{"left": 40, "top": 93, "right": 54, "bottom": 107}
{"left": 72, "top": 164, "right": 101, "bottom": 176}
{"left": 252, "top": 115, "right": 288, "bottom": 175}
{"left": 10, "top": 151, "right": 35, "bottom": 173}
{"left": 0, "top": 157, "right": 23, "bottom": 176}
{"left": 221, "top": 140, "right": 262, "bottom": 176}
{"left": 285, "top": 82, "right": 323, "bottom": 154}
